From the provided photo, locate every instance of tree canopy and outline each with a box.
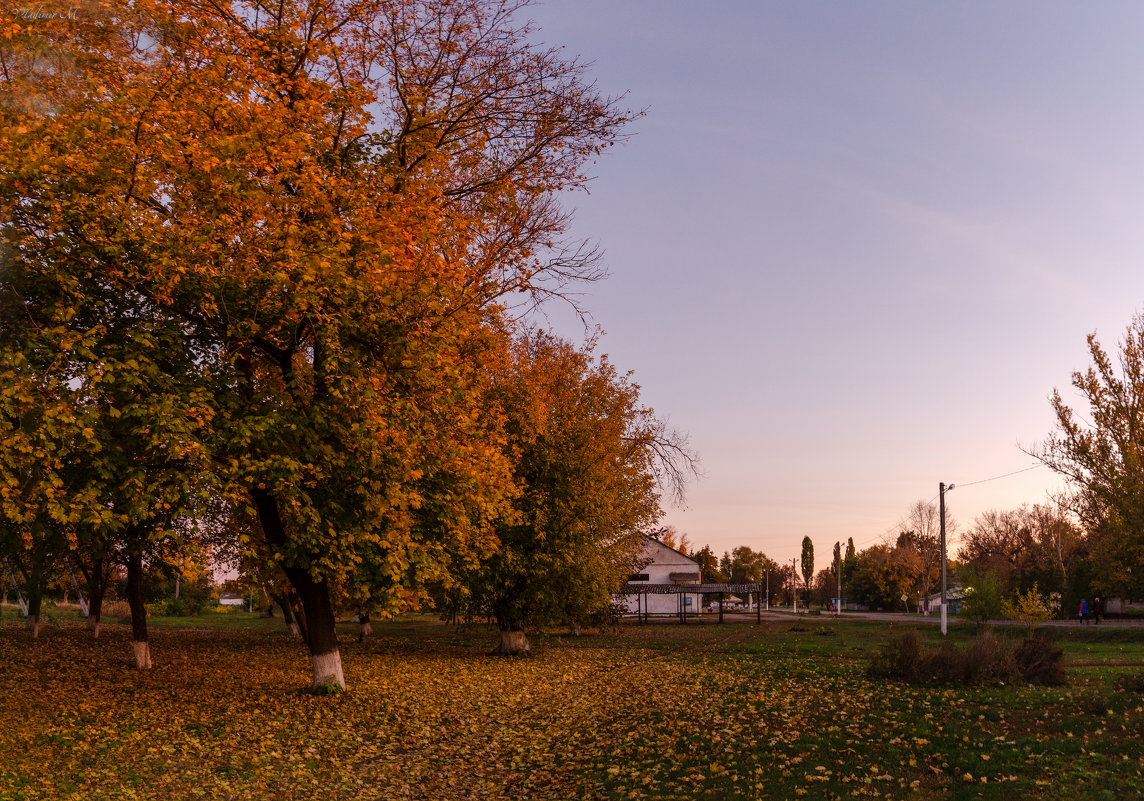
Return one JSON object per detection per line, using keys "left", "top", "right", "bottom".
{"left": 464, "top": 330, "right": 695, "bottom": 654}
{"left": 1, "top": 0, "right": 637, "bottom": 689}
{"left": 1034, "top": 314, "right": 1144, "bottom": 598}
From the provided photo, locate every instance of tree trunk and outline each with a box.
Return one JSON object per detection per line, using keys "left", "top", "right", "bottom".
{"left": 290, "top": 592, "right": 309, "bottom": 642}
{"left": 25, "top": 556, "right": 43, "bottom": 639}
{"left": 127, "top": 548, "right": 151, "bottom": 669}
{"left": 273, "top": 593, "right": 300, "bottom": 636}
{"left": 253, "top": 488, "right": 343, "bottom": 691}
{"left": 86, "top": 555, "right": 105, "bottom": 638}
{"left": 358, "top": 611, "right": 372, "bottom": 640}
{"left": 492, "top": 629, "right": 531, "bottom": 656}
{"left": 289, "top": 572, "right": 342, "bottom": 690}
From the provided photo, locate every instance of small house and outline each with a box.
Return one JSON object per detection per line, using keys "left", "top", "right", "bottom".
{"left": 921, "top": 588, "right": 965, "bottom": 615}
{"left": 620, "top": 536, "right": 702, "bottom": 617}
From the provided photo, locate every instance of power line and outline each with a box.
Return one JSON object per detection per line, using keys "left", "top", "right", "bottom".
{"left": 954, "top": 463, "right": 1043, "bottom": 489}
{"left": 846, "top": 466, "right": 1044, "bottom": 550}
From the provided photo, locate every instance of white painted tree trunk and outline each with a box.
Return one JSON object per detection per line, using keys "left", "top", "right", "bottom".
{"left": 359, "top": 621, "right": 372, "bottom": 637}
{"left": 28, "top": 617, "right": 40, "bottom": 639}
{"left": 285, "top": 622, "right": 300, "bottom": 636}
{"left": 133, "top": 641, "right": 152, "bottom": 670}
{"left": 493, "top": 630, "right": 531, "bottom": 656}
{"left": 311, "top": 650, "right": 345, "bottom": 692}
{"left": 87, "top": 615, "right": 101, "bottom": 638}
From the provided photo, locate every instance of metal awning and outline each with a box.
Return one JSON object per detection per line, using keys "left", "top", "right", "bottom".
{"left": 618, "top": 582, "right": 762, "bottom": 595}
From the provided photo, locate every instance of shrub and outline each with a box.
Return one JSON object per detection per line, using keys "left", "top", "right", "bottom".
{"left": 1013, "top": 635, "right": 1066, "bottom": 686}
{"left": 870, "top": 630, "right": 1065, "bottom": 686}
{"left": 868, "top": 629, "right": 926, "bottom": 682}
{"left": 927, "top": 640, "right": 964, "bottom": 684}
{"left": 163, "top": 597, "right": 203, "bottom": 617}
{"left": 143, "top": 598, "right": 203, "bottom": 617}
{"left": 1002, "top": 583, "right": 1061, "bottom": 635}
{"left": 102, "top": 600, "right": 132, "bottom": 621}
{"left": 962, "top": 632, "right": 1016, "bottom": 683}
{"left": 958, "top": 569, "right": 1005, "bottom": 631}
{"left": 1115, "top": 674, "right": 1144, "bottom": 693}
{"left": 582, "top": 599, "right": 627, "bottom": 633}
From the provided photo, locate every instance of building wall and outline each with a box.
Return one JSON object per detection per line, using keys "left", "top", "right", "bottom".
{"left": 621, "top": 538, "right": 701, "bottom": 615}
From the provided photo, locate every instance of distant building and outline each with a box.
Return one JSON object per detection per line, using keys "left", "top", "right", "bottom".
{"left": 921, "top": 587, "right": 965, "bottom": 615}
{"left": 219, "top": 592, "right": 245, "bottom": 607}
{"left": 620, "top": 536, "right": 702, "bottom": 616}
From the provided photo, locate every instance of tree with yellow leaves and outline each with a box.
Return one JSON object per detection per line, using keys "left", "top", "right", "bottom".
{"left": 2, "top": 0, "right": 633, "bottom": 689}
{"left": 468, "top": 330, "right": 695, "bottom": 655}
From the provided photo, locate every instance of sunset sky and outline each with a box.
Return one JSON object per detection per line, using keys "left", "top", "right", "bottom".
{"left": 522, "top": 1, "right": 1144, "bottom": 570}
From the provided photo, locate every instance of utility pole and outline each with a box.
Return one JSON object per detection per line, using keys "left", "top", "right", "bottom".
{"left": 765, "top": 571, "right": 769, "bottom": 611}
{"left": 940, "top": 481, "right": 955, "bottom": 636}
{"left": 791, "top": 557, "right": 798, "bottom": 612}
{"left": 835, "top": 540, "right": 842, "bottom": 618}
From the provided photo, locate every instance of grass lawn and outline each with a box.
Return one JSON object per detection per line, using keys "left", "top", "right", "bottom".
{"left": 2, "top": 612, "right": 1144, "bottom": 800}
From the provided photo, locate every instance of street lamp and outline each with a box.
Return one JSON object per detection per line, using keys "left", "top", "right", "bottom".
{"left": 940, "top": 481, "right": 955, "bottom": 635}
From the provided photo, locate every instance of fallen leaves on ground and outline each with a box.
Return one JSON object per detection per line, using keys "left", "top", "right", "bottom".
{"left": 2, "top": 619, "right": 1144, "bottom": 800}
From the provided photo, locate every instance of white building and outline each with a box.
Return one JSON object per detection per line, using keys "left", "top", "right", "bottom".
{"left": 920, "top": 587, "right": 965, "bottom": 615}
{"left": 620, "top": 537, "right": 702, "bottom": 616}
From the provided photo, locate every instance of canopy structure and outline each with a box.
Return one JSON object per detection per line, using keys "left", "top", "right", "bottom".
{"left": 618, "top": 582, "right": 762, "bottom": 595}
{"left": 619, "top": 582, "right": 764, "bottom": 623}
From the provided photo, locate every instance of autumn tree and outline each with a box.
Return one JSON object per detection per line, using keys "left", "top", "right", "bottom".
{"left": 657, "top": 526, "right": 691, "bottom": 556}
{"left": 958, "top": 505, "right": 1084, "bottom": 601}
{"left": 1034, "top": 314, "right": 1144, "bottom": 599}
{"left": 692, "top": 545, "right": 723, "bottom": 584}
{"left": 893, "top": 500, "right": 947, "bottom": 605}
{"left": 843, "top": 537, "right": 857, "bottom": 585}
{"left": 1, "top": 202, "right": 219, "bottom": 662}
{"left": 848, "top": 544, "right": 913, "bottom": 611}
{"left": 2, "top": 0, "right": 633, "bottom": 689}
{"left": 800, "top": 536, "right": 814, "bottom": 605}
{"left": 721, "top": 546, "right": 778, "bottom": 586}
{"left": 812, "top": 567, "right": 839, "bottom": 606}
{"left": 468, "top": 331, "right": 695, "bottom": 655}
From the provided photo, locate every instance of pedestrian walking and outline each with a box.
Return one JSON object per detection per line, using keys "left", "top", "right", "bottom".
{"left": 1079, "top": 598, "right": 1088, "bottom": 624}
{"left": 1094, "top": 597, "right": 1103, "bottom": 625}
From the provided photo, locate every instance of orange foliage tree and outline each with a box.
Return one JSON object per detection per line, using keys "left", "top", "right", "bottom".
{"left": 464, "top": 331, "right": 695, "bottom": 655}
{"left": 2, "top": 0, "right": 632, "bottom": 688}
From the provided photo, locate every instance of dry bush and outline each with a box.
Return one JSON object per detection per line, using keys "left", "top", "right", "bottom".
{"left": 925, "top": 640, "right": 965, "bottom": 684}
{"left": 961, "top": 632, "right": 1017, "bottom": 683}
{"left": 1116, "top": 673, "right": 1144, "bottom": 693}
{"left": 1013, "top": 635, "right": 1066, "bottom": 686}
{"left": 870, "top": 630, "right": 1064, "bottom": 686}
{"left": 868, "top": 629, "right": 926, "bottom": 682}
{"left": 100, "top": 601, "right": 132, "bottom": 621}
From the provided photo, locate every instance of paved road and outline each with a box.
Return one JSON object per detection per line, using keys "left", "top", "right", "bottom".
{"left": 714, "top": 609, "right": 1144, "bottom": 628}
